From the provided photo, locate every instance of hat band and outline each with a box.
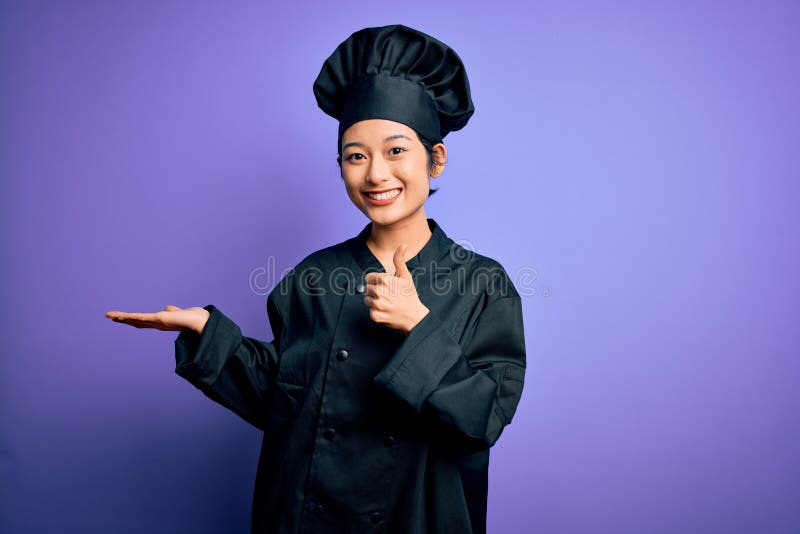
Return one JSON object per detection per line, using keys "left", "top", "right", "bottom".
{"left": 338, "top": 74, "right": 442, "bottom": 148}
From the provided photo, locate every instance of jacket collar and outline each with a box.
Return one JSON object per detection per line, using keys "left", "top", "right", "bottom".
{"left": 349, "top": 217, "right": 454, "bottom": 273}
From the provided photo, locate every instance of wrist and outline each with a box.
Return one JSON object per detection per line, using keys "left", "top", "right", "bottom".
{"left": 193, "top": 309, "right": 211, "bottom": 335}
{"left": 404, "top": 305, "right": 430, "bottom": 335}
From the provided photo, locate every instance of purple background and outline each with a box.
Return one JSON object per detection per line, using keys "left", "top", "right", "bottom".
{"left": 2, "top": 1, "right": 798, "bottom": 533}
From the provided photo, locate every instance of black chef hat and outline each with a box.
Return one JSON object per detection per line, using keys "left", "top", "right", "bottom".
{"left": 313, "top": 24, "right": 475, "bottom": 150}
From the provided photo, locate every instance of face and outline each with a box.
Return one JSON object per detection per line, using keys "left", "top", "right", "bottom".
{"left": 339, "top": 119, "right": 435, "bottom": 228}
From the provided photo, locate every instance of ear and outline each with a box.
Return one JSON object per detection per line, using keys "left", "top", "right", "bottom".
{"left": 431, "top": 143, "right": 447, "bottom": 178}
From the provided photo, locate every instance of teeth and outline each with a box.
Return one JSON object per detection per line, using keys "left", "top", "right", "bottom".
{"left": 367, "top": 189, "right": 401, "bottom": 200}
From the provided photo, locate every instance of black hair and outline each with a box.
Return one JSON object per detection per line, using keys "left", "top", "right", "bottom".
{"left": 336, "top": 129, "right": 440, "bottom": 197}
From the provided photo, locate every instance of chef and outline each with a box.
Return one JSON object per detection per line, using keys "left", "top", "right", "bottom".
{"left": 107, "top": 23, "right": 527, "bottom": 534}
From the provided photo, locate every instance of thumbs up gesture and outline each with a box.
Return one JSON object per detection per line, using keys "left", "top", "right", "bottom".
{"left": 363, "top": 244, "right": 430, "bottom": 334}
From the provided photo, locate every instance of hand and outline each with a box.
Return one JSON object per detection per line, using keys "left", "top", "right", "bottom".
{"left": 105, "top": 305, "right": 210, "bottom": 335}
{"left": 363, "top": 244, "right": 430, "bottom": 335}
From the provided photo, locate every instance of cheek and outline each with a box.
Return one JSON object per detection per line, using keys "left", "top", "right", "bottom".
{"left": 340, "top": 166, "right": 356, "bottom": 185}
{"left": 341, "top": 174, "right": 362, "bottom": 200}
{"left": 398, "top": 158, "right": 430, "bottom": 185}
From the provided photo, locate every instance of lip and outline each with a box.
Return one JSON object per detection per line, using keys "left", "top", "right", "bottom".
{"left": 363, "top": 187, "right": 402, "bottom": 206}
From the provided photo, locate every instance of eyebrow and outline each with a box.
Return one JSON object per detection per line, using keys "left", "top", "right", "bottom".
{"left": 342, "top": 134, "right": 413, "bottom": 151}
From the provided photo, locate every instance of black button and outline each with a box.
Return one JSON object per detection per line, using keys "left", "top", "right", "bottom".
{"left": 383, "top": 435, "right": 396, "bottom": 447}
{"left": 323, "top": 427, "right": 336, "bottom": 440}
{"left": 306, "top": 501, "right": 324, "bottom": 514}
{"left": 356, "top": 283, "right": 365, "bottom": 294}
{"left": 370, "top": 511, "right": 384, "bottom": 524}
{"left": 336, "top": 349, "right": 349, "bottom": 361}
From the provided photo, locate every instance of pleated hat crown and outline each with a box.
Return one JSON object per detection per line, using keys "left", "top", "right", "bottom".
{"left": 313, "top": 24, "right": 475, "bottom": 149}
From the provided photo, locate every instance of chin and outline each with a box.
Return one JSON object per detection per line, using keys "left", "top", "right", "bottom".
{"left": 364, "top": 209, "right": 398, "bottom": 223}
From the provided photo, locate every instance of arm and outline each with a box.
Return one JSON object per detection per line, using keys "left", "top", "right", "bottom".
{"left": 373, "top": 294, "right": 526, "bottom": 453}
{"left": 173, "top": 276, "right": 293, "bottom": 431}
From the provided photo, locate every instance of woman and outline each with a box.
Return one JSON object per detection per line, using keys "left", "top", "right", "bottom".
{"left": 106, "top": 24, "right": 526, "bottom": 534}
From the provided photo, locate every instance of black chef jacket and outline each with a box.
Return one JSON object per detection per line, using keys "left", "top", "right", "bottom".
{"left": 174, "top": 218, "right": 527, "bottom": 534}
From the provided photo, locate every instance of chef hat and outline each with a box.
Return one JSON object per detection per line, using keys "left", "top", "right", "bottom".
{"left": 313, "top": 24, "right": 475, "bottom": 150}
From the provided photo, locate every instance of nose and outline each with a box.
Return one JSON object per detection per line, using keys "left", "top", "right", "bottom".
{"left": 366, "top": 154, "right": 391, "bottom": 183}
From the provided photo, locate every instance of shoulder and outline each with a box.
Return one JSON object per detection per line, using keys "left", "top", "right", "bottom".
{"left": 269, "top": 238, "right": 354, "bottom": 297}
{"left": 448, "top": 245, "right": 520, "bottom": 302}
{"left": 292, "top": 240, "right": 353, "bottom": 279}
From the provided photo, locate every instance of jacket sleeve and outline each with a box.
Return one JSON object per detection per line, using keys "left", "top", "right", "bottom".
{"left": 173, "top": 275, "right": 293, "bottom": 431}
{"left": 373, "top": 292, "right": 526, "bottom": 453}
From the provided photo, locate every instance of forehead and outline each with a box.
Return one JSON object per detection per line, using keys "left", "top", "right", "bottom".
{"left": 341, "top": 118, "right": 416, "bottom": 144}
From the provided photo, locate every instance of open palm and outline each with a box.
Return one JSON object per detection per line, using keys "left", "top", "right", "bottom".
{"left": 105, "top": 305, "right": 210, "bottom": 334}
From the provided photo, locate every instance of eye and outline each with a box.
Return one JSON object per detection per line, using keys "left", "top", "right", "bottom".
{"left": 389, "top": 147, "right": 406, "bottom": 156}
{"left": 345, "top": 153, "right": 365, "bottom": 162}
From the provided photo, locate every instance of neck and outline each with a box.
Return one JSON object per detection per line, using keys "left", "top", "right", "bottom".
{"left": 367, "top": 211, "right": 432, "bottom": 258}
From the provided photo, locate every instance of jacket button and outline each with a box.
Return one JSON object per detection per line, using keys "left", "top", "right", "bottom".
{"left": 356, "top": 283, "right": 365, "bottom": 294}
{"left": 383, "top": 435, "right": 396, "bottom": 447}
{"left": 370, "top": 511, "right": 384, "bottom": 524}
{"left": 306, "top": 501, "right": 324, "bottom": 514}
{"left": 335, "top": 349, "right": 349, "bottom": 361}
{"left": 323, "top": 427, "right": 336, "bottom": 440}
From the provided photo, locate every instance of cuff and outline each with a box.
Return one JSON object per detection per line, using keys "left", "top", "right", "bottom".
{"left": 174, "top": 304, "right": 241, "bottom": 387}
{"left": 373, "top": 309, "right": 473, "bottom": 412}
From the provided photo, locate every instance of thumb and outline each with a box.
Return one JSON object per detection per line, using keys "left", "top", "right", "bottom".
{"left": 393, "top": 244, "right": 411, "bottom": 279}
{"left": 165, "top": 305, "right": 182, "bottom": 311}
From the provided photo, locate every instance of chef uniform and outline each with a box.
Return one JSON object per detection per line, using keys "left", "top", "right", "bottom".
{"left": 174, "top": 25, "right": 527, "bottom": 534}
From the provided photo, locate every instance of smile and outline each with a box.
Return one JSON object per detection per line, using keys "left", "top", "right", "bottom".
{"left": 365, "top": 188, "right": 401, "bottom": 200}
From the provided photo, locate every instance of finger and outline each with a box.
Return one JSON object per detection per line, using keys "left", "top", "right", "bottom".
{"left": 364, "top": 295, "right": 386, "bottom": 311}
{"left": 364, "top": 285, "right": 382, "bottom": 298}
{"left": 365, "top": 272, "right": 391, "bottom": 287}
{"left": 115, "top": 312, "right": 160, "bottom": 321}
{"left": 112, "top": 317, "right": 153, "bottom": 329}
{"left": 365, "top": 272, "right": 395, "bottom": 284}
{"left": 393, "top": 244, "right": 411, "bottom": 279}
{"left": 106, "top": 311, "right": 135, "bottom": 320}
{"left": 388, "top": 276, "right": 406, "bottom": 296}
{"left": 113, "top": 317, "right": 178, "bottom": 331}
